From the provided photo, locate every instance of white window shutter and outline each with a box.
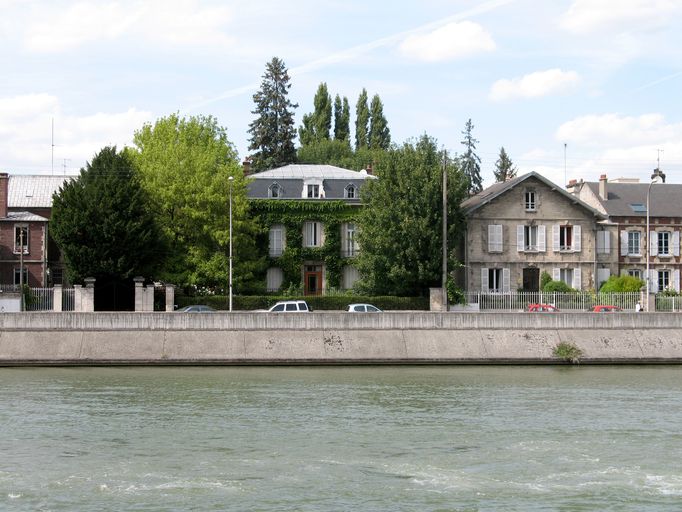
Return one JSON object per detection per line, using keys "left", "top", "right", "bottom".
{"left": 674, "top": 269, "right": 680, "bottom": 292}
{"left": 538, "top": 225, "right": 546, "bottom": 252}
{"left": 502, "top": 268, "right": 510, "bottom": 293}
{"left": 488, "top": 225, "right": 495, "bottom": 253}
{"left": 673, "top": 231, "right": 680, "bottom": 257}
{"left": 517, "top": 225, "right": 524, "bottom": 252}
{"left": 650, "top": 231, "right": 658, "bottom": 256}
{"left": 573, "top": 225, "right": 581, "bottom": 252}
{"left": 620, "top": 231, "right": 628, "bottom": 256}
{"left": 603, "top": 230, "right": 610, "bottom": 253}
{"left": 650, "top": 270, "right": 658, "bottom": 292}
{"left": 495, "top": 225, "right": 503, "bottom": 252}
{"left": 553, "top": 268, "right": 560, "bottom": 281}
{"left": 553, "top": 224, "right": 560, "bottom": 252}
{"left": 481, "top": 268, "right": 489, "bottom": 292}
{"left": 340, "top": 223, "right": 348, "bottom": 255}
{"left": 573, "top": 267, "right": 581, "bottom": 290}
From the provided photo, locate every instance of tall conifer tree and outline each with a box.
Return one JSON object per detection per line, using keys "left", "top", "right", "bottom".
{"left": 299, "top": 82, "right": 332, "bottom": 145}
{"left": 333, "top": 94, "right": 350, "bottom": 143}
{"left": 247, "top": 57, "right": 298, "bottom": 171}
{"left": 493, "top": 146, "right": 517, "bottom": 182}
{"left": 355, "top": 88, "right": 369, "bottom": 150}
{"left": 369, "top": 94, "right": 390, "bottom": 150}
{"left": 459, "top": 118, "right": 483, "bottom": 195}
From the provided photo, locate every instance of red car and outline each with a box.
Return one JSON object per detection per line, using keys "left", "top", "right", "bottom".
{"left": 527, "top": 303, "right": 559, "bottom": 312}
{"left": 591, "top": 305, "right": 622, "bottom": 313}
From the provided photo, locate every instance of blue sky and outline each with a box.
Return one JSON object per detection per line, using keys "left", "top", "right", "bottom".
{"left": 1, "top": 0, "right": 681, "bottom": 188}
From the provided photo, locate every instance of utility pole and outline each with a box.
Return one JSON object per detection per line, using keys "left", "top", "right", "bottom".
{"left": 657, "top": 149, "right": 664, "bottom": 171}
{"left": 19, "top": 228, "right": 25, "bottom": 311}
{"left": 441, "top": 151, "right": 448, "bottom": 310}
{"left": 51, "top": 118, "right": 55, "bottom": 175}
{"left": 228, "top": 176, "right": 234, "bottom": 312}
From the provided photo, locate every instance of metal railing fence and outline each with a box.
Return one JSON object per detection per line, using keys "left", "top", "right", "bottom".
{"left": 464, "top": 291, "right": 642, "bottom": 312}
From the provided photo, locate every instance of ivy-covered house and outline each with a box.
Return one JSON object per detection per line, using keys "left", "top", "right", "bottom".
{"left": 247, "top": 164, "right": 375, "bottom": 295}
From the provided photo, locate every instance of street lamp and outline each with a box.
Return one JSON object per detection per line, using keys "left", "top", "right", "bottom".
{"left": 228, "top": 176, "right": 234, "bottom": 312}
{"left": 645, "top": 172, "right": 663, "bottom": 309}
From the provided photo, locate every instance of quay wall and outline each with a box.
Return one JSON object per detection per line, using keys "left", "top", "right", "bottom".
{"left": 1, "top": 312, "right": 682, "bottom": 365}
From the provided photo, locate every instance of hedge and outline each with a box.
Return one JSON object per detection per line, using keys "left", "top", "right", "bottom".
{"left": 175, "top": 294, "right": 429, "bottom": 311}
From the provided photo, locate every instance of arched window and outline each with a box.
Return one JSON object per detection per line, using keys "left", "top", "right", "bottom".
{"left": 345, "top": 184, "right": 356, "bottom": 199}
{"left": 269, "top": 183, "right": 282, "bottom": 198}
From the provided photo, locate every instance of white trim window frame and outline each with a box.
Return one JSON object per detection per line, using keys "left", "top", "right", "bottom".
{"left": 341, "top": 222, "right": 358, "bottom": 257}
{"left": 14, "top": 224, "right": 29, "bottom": 255}
{"left": 345, "top": 184, "right": 356, "bottom": 199}
{"left": 658, "top": 231, "right": 671, "bottom": 256}
{"left": 303, "top": 221, "right": 323, "bottom": 247}
{"left": 13, "top": 267, "right": 28, "bottom": 286}
{"left": 268, "top": 182, "right": 282, "bottom": 198}
{"left": 524, "top": 189, "right": 536, "bottom": 211}
{"left": 658, "top": 269, "right": 670, "bottom": 292}
{"left": 627, "top": 231, "right": 640, "bottom": 256}
{"left": 269, "top": 225, "right": 285, "bottom": 257}
{"left": 524, "top": 225, "right": 538, "bottom": 252}
{"left": 628, "top": 269, "right": 642, "bottom": 279}
{"left": 307, "top": 184, "right": 320, "bottom": 198}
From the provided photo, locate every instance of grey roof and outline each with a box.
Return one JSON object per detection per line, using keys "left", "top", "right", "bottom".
{"left": 9, "top": 175, "right": 75, "bottom": 208}
{"left": 585, "top": 181, "right": 682, "bottom": 217}
{"left": 462, "top": 171, "right": 606, "bottom": 218}
{"left": 0, "top": 211, "right": 48, "bottom": 222}
{"left": 247, "top": 164, "right": 374, "bottom": 201}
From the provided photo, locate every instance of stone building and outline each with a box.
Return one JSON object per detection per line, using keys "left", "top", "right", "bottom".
{"left": 462, "top": 172, "right": 607, "bottom": 293}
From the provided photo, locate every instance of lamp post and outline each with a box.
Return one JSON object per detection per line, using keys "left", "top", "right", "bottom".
{"left": 645, "top": 173, "right": 663, "bottom": 310}
{"left": 228, "top": 176, "right": 234, "bottom": 312}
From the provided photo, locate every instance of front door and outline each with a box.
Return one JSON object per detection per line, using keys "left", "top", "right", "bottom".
{"left": 304, "top": 265, "right": 323, "bottom": 295}
{"left": 523, "top": 267, "right": 539, "bottom": 292}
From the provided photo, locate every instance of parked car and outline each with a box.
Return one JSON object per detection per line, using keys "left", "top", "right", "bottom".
{"left": 176, "top": 305, "right": 215, "bottom": 313}
{"left": 267, "top": 300, "right": 311, "bottom": 312}
{"left": 347, "top": 303, "right": 382, "bottom": 312}
{"left": 590, "top": 305, "right": 622, "bottom": 313}
{"left": 527, "top": 303, "right": 559, "bottom": 312}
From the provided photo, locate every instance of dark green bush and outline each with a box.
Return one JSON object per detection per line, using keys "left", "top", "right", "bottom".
{"left": 543, "top": 280, "right": 574, "bottom": 293}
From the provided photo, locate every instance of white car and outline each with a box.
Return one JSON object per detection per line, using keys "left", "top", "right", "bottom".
{"left": 267, "top": 300, "right": 311, "bottom": 312}
{"left": 347, "top": 303, "right": 382, "bottom": 312}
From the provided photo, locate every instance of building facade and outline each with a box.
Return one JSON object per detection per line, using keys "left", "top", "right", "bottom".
{"left": 247, "top": 164, "right": 374, "bottom": 295}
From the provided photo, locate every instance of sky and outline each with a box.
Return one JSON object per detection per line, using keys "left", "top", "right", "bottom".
{"left": 1, "top": 0, "right": 681, "bottom": 188}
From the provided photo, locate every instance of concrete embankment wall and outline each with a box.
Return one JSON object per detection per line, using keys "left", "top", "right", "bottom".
{"left": 1, "top": 312, "right": 682, "bottom": 365}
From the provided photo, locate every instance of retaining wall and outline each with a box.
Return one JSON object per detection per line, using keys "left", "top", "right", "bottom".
{"left": 1, "top": 312, "right": 682, "bottom": 365}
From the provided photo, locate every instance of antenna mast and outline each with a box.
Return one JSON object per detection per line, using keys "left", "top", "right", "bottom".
{"left": 657, "top": 148, "right": 664, "bottom": 171}
{"left": 564, "top": 143, "right": 567, "bottom": 186}
{"left": 51, "top": 118, "right": 55, "bottom": 175}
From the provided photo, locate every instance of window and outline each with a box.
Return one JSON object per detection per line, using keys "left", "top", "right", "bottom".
{"left": 13, "top": 268, "right": 28, "bottom": 286}
{"left": 524, "top": 190, "right": 536, "bottom": 211}
{"left": 269, "top": 225, "right": 285, "bottom": 257}
{"left": 488, "top": 224, "right": 503, "bottom": 253}
{"left": 629, "top": 203, "right": 646, "bottom": 213}
{"left": 525, "top": 225, "right": 538, "bottom": 251}
{"left": 341, "top": 223, "right": 358, "bottom": 257}
{"left": 559, "top": 268, "right": 574, "bottom": 287}
{"left": 14, "top": 225, "right": 28, "bottom": 254}
{"left": 627, "top": 231, "right": 640, "bottom": 256}
{"left": 596, "top": 230, "right": 610, "bottom": 254}
{"left": 303, "top": 221, "right": 323, "bottom": 247}
{"left": 658, "top": 231, "right": 671, "bottom": 256}
{"left": 488, "top": 268, "right": 502, "bottom": 293}
{"left": 658, "top": 270, "right": 670, "bottom": 291}
{"left": 560, "top": 225, "right": 573, "bottom": 251}
{"left": 342, "top": 266, "right": 360, "bottom": 290}
{"left": 266, "top": 268, "right": 284, "bottom": 291}
{"left": 307, "top": 184, "right": 320, "bottom": 198}
{"left": 268, "top": 183, "right": 282, "bottom": 198}
{"left": 345, "top": 184, "right": 356, "bottom": 199}
{"left": 628, "top": 269, "right": 642, "bottom": 279}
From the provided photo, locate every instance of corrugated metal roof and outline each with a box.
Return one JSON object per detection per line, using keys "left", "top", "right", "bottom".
{"left": 0, "top": 211, "right": 48, "bottom": 222}
{"left": 8, "top": 175, "right": 75, "bottom": 208}
{"left": 250, "top": 164, "right": 375, "bottom": 181}
{"left": 585, "top": 181, "right": 682, "bottom": 217}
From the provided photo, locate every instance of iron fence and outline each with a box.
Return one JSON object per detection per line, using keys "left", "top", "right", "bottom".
{"left": 463, "top": 291, "right": 642, "bottom": 312}
{"left": 25, "top": 288, "right": 54, "bottom": 311}
{"left": 62, "top": 288, "right": 75, "bottom": 311}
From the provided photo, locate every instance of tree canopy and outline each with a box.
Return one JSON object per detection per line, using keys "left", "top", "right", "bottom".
{"left": 460, "top": 118, "right": 483, "bottom": 195}
{"left": 129, "top": 114, "right": 264, "bottom": 291}
{"left": 247, "top": 57, "right": 298, "bottom": 171}
{"left": 368, "top": 94, "right": 390, "bottom": 150}
{"left": 333, "top": 94, "right": 350, "bottom": 143}
{"left": 493, "top": 146, "right": 517, "bottom": 182}
{"left": 355, "top": 88, "right": 369, "bottom": 150}
{"left": 355, "top": 135, "right": 467, "bottom": 296}
{"left": 299, "top": 82, "right": 332, "bottom": 145}
{"left": 51, "top": 146, "right": 164, "bottom": 286}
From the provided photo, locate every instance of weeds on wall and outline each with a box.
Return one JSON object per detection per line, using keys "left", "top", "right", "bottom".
{"left": 553, "top": 341, "right": 583, "bottom": 364}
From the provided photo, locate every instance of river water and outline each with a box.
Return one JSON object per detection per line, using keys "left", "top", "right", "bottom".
{"left": 1, "top": 366, "right": 681, "bottom": 511}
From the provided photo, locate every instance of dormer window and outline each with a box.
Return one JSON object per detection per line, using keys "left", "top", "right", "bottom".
{"left": 307, "top": 184, "right": 320, "bottom": 198}
{"left": 268, "top": 183, "right": 282, "bottom": 198}
{"left": 345, "top": 184, "right": 356, "bottom": 199}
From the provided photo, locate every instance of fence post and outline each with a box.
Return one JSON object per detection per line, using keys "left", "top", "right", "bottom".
{"left": 53, "top": 284, "right": 63, "bottom": 312}
{"left": 83, "top": 278, "right": 96, "bottom": 312}
{"left": 134, "top": 277, "right": 145, "bottom": 312}
{"left": 165, "top": 284, "right": 175, "bottom": 312}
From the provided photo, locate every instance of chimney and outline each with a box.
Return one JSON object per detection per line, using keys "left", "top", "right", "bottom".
{"left": 0, "top": 173, "right": 8, "bottom": 218}
{"left": 651, "top": 168, "right": 666, "bottom": 183}
{"left": 242, "top": 158, "right": 252, "bottom": 176}
{"left": 365, "top": 163, "right": 373, "bottom": 176}
{"left": 566, "top": 178, "right": 578, "bottom": 194}
{"left": 598, "top": 174, "right": 608, "bottom": 201}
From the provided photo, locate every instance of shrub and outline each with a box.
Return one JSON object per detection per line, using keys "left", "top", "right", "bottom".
{"left": 553, "top": 342, "right": 583, "bottom": 364}
{"left": 540, "top": 271, "right": 552, "bottom": 290}
{"left": 599, "top": 275, "right": 644, "bottom": 293}
{"left": 543, "top": 280, "right": 574, "bottom": 293}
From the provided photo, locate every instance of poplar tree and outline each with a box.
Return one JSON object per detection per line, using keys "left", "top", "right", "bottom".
{"left": 368, "top": 94, "right": 390, "bottom": 150}
{"left": 299, "top": 82, "right": 332, "bottom": 145}
{"left": 247, "top": 57, "right": 298, "bottom": 171}
{"left": 333, "top": 94, "right": 350, "bottom": 143}
{"left": 459, "top": 118, "right": 483, "bottom": 195}
{"left": 355, "top": 88, "right": 369, "bottom": 150}
{"left": 493, "top": 146, "right": 517, "bottom": 182}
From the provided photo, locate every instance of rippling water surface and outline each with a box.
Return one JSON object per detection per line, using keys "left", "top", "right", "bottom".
{"left": 1, "top": 366, "right": 681, "bottom": 511}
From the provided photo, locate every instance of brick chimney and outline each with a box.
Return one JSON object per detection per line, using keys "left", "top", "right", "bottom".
{"left": 598, "top": 174, "right": 608, "bottom": 201}
{"left": 0, "top": 173, "right": 8, "bottom": 218}
{"left": 651, "top": 168, "right": 666, "bottom": 183}
{"left": 242, "top": 158, "right": 252, "bottom": 176}
{"left": 365, "top": 163, "right": 373, "bottom": 176}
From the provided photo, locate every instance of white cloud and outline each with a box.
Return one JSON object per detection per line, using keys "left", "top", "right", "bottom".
{"left": 489, "top": 69, "right": 580, "bottom": 101}
{"left": 399, "top": 21, "right": 495, "bottom": 62}
{"left": 556, "top": 113, "right": 682, "bottom": 147}
{"left": 23, "top": 0, "right": 233, "bottom": 53}
{"left": 0, "top": 93, "right": 151, "bottom": 173}
{"left": 560, "top": 0, "right": 680, "bottom": 34}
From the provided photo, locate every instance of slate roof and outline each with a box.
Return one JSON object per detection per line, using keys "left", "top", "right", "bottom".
{"left": 247, "top": 164, "right": 374, "bottom": 201}
{"left": 585, "top": 181, "right": 682, "bottom": 217}
{"left": 8, "top": 175, "right": 75, "bottom": 208}
{"left": 0, "top": 211, "right": 48, "bottom": 222}
{"left": 462, "top": 171, "right": 605, "bottom": 218}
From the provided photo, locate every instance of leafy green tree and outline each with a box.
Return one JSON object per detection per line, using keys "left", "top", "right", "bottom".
{"left": 299, "top": 82, "right": 332, "bottom": 146}
{"left": 355, "top": 88, "right": 369, "bottom": 150}
{"left": 494, "top": 146, "right": 517, "bottom": 182}
{"left": 368, "top": 94, "right": 390, "bottom": 150}
{"left": 355, "top": 135, "right": 468, "bottom": 296}
{"left": 599, "top": 275, "right": 644, "bottom": 292}
{"left": 460, "top": 118, "right": 483, "bottom": 195}
{"left": 51, "top": 146, "right": 164, "bottom": 287}
{"left": 297, "top": 139, "right": 355, "bottom": 166}
{"left": 248, "top": 57, "right": 298, "bottom": 171}
{"left": 129, "top": 114, "right": 264, "bottom": 291}
{"left": 333, "top": 94, "right": 350, "bottom": 143}
{"left": 543, "top": 280, "right": 574, "bottom": 292}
